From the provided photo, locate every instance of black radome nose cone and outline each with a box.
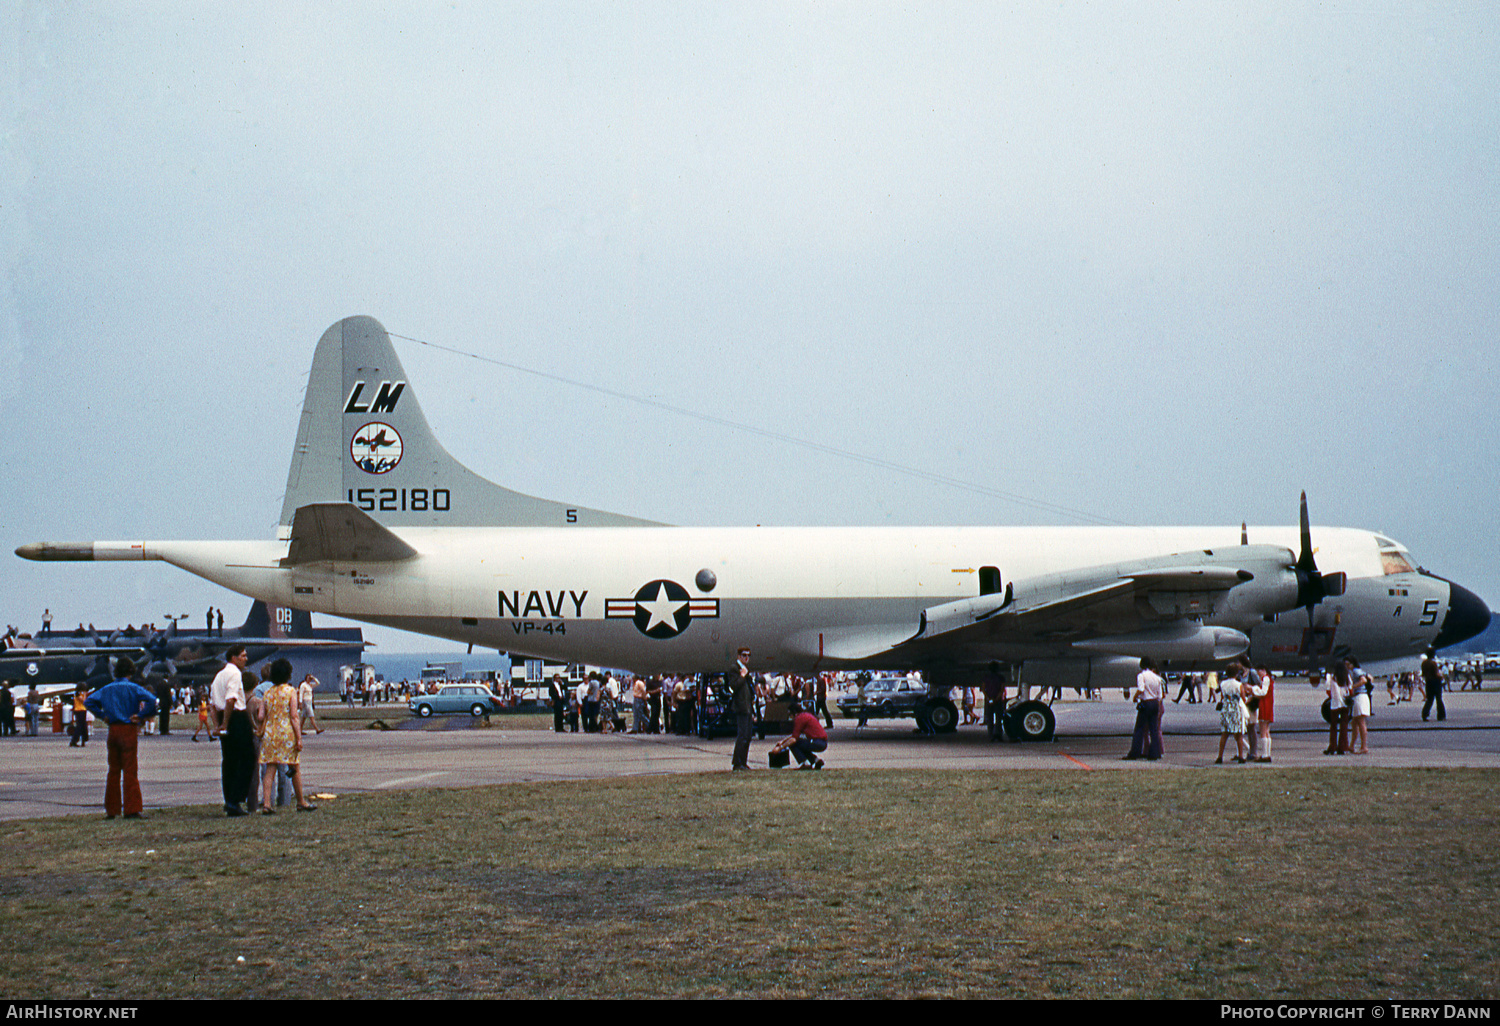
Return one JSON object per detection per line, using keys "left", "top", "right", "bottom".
{"left": 1436, "top": 582, "right": 1492, "bottom": 649}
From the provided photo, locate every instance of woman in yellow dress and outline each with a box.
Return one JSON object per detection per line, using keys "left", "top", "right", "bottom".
{"left": 255, "top": 659, "right": 316, "bottom": 813}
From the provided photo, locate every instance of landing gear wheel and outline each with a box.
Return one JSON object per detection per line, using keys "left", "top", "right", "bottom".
{"left": 925, "top": 699, "right": 959, "bottom": 734}
{"left": 1006, "top": 701, "right": 1055, "bottom": 742}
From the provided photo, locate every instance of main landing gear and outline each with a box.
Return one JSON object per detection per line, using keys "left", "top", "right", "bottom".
{"left": 914, "top": 691, "right": 1054, "bottom": 741}
{"left": 914, "top": 665, "right": 1055, "bottom": 741}
{"left": 1002, "top": 700, "right": 1056, "bottom": 742}
{"left": 944, "top": 662, "right": 1057, "bottom": 743}
{"left": 916, "top": 694, "right": 961, "bottom": 734}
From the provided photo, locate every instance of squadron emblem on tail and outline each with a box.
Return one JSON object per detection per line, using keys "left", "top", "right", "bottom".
{"left": 350, "top": 423, "right": 403, "bottom": 475}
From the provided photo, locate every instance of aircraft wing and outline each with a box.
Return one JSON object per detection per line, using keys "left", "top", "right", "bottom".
{"left": 898, "top": 544, "right": 1300, "bottom": 661}
{"left": 7, "top": 682, "right": 81, "bottom": 701}
{"left": 785, "top": 544, "right": 1301, "bottom": 665}
{"left": 163, "top": 637, "right": 360, "bottom": 664}
{"left": 0, "top": 646, "right": 147, "bottom": 659}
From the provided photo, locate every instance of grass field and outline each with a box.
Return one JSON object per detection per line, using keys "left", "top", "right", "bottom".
{"left": 2, "top": 768, "right": 1497, "bottom": 999}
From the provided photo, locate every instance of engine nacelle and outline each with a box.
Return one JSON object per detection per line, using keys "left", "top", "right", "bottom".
{"left": 1071, "top": 622, "right": 1250, "bottom": 662}
{"left": 1221, "top": 568, "right": 1301, "bottom": 619}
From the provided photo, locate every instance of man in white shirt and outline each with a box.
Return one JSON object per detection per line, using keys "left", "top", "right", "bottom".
{"left": 1325, "top": 666, "right": 1350, "bottom": 755}
{"left": 1124, "top": 657, "right": 1166, "bottom": 761}
{"left": 210, "top": 645, "right": 253, "bottom": 816}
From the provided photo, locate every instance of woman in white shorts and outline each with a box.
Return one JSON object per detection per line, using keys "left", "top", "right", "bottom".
{"left": 1348, "top": 660, "right": 1372, "bottom": 755}
{"left": 298, "top": 674, "right": 324, "bottom": 734}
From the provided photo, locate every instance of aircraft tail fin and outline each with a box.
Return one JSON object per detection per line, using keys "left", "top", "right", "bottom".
{"left": 278, "top": 316, "right": 659, "bottom": 536}
{"left": 238, "top": 600, "right": 270, "bottom": 637}
{"left": 235, "top": 600, "right": 315, "bottom": 640}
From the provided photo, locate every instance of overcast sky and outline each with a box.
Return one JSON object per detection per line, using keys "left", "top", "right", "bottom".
{"left": 3, "top": 2, "right": 1496, "bottom": 653}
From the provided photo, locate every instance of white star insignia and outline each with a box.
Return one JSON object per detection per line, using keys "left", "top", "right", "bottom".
{"left": 637, "top": 582, "right": 688, "bottom": 634}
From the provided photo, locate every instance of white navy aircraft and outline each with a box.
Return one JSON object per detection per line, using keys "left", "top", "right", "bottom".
{"left": 18, "top": 316, "right": 1491, "bottom": 740}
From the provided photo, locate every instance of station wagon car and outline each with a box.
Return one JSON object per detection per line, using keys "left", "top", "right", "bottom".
{"left": 408, "top": 684, "right": 503, "bottom": 718}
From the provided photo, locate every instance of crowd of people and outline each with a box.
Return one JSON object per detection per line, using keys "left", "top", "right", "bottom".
{"left": 1120, "top": 647, "right": 1475, "bottom": 764}
{"left": 206, "top": 646, "right": 320, "bottom": 816}
{"left": 534, "top": 667, "right": 840, "bottom": 739}
{"left": 524, "top": 652, "right": 1482, "bottom": 770}
{"left": 543, "top": 671, "right": 697, "bottom": 735}
{"left": 6, "top": 609, "right": 1491, "bottom": 809}
{"left": 1, "top": 642, "right": 327, "bottom": 820}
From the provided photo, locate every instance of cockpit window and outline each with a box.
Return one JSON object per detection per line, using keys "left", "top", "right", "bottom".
{"left": 1379, "top": 543, "right": 1414, "bottom": 576}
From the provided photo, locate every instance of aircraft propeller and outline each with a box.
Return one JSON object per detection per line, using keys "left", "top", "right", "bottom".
{"left": 1292, "top": 491, "right": 1346, "bottom": 671}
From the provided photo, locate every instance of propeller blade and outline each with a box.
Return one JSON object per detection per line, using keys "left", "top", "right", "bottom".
{"left": 1292, "top": 492, "right": 1344, "bottom": 672}
{"left": 1294, "top": 490, "right": 1329, "bottom": 609}
{"left": 1297, "top": 491, "right": 1315, "bottom": 573}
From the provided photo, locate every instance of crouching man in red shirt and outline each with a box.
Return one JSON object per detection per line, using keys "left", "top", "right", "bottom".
{"left": 771, "top": 700, "right": 828, "bottom": 770}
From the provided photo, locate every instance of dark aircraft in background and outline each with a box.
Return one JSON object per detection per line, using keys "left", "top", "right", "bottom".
{"left": 2, "top": 600, "right": 363, "bottom": 700}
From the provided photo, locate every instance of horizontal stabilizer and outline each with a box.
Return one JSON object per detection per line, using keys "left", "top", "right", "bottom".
{"left": 282, "top": 503, "right": 419, "bottom": 565}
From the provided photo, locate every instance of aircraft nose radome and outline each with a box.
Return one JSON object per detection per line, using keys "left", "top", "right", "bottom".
{"left": 1436, "top": 582, "right": 1492, "bottom": 650}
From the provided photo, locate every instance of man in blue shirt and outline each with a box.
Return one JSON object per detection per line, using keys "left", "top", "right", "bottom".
{"left": 84, "top": 657, "right": 159, "bottom": 820}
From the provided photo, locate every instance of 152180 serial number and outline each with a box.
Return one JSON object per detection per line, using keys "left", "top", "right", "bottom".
{"left": 347, "top": 488, "right": 451, "bottom": 512}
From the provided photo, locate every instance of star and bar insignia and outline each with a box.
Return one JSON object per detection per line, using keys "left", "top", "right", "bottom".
{"left": 605, "top": 580, "right": 719, "bottom": 639}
